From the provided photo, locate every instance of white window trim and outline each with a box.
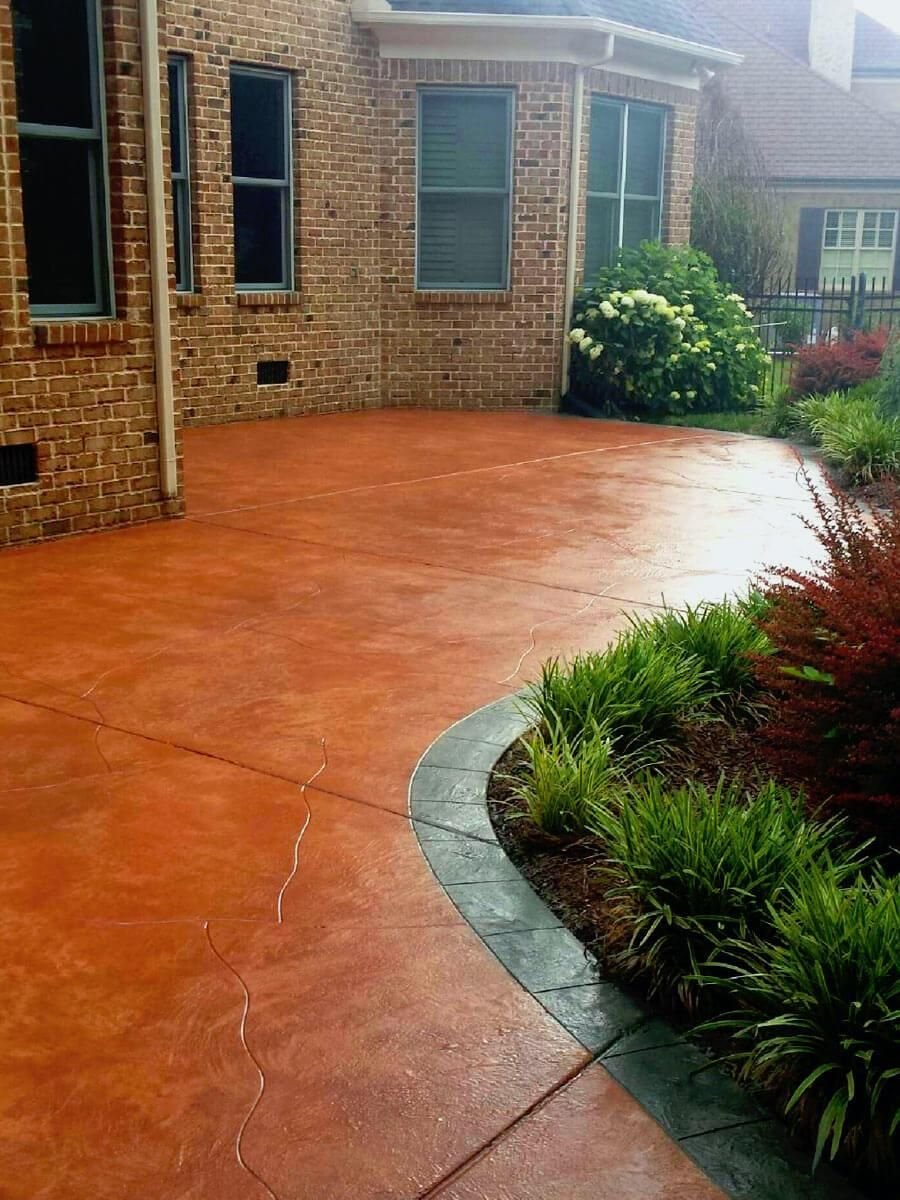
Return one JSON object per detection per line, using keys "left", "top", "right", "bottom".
{"left": 415, "top": 86, "right": 515, "bottom": 293}
{"left": 230, "top": 65, "right": 294, "bottom": 293}
{"left": 821, "top": 209, "right": 897, "bottom": 284}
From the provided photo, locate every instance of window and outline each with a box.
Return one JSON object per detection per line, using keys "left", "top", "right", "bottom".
{"left": 417, "top": 89, "right": 513, "bottom": 291}
{"left": 821, "top": 210, "right": 897, "bottom": 287}
{"left": 230, "top": 67, "right": 293, "bottom": 292}
{"left": 11, "top": 0, "right": 112, "bottom": 316}
{"left": 168, "top": 56, "right": 193, "bottom": 293}
{"left": 585, "top": 98, "right": 666, "bottom": 280}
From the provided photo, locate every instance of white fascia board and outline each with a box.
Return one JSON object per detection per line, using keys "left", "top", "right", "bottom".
{"left": 351, "top": 2, "right": 742, "bottom": 71}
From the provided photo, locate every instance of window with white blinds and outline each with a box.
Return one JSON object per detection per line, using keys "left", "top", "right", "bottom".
{"left": 417, "top": 89, "right": 514, "bottom": 291}
{"left": 585, "top": 98, "right": 666, "bottom": 281}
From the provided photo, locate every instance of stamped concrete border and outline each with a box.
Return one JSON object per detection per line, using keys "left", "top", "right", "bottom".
{"left": 410, "top": 695, "right": 864, "bottom": 1200}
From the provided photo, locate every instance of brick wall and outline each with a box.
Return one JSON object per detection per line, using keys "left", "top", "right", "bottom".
{"left": 164, "top": 0, "right": 383, "bottom": 427}
{"left": 0, "top": 0, "right": 700, "bottom": 546}
{"left": 379, "top": 60, "right": 698, "bottom": 410}
{"left": 0, "top": 0, "right": 180, "bottom": 548}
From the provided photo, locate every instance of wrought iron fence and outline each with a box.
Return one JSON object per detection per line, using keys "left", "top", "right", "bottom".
{"left": 744, "top": 273, "right": 900, "bottom": 398}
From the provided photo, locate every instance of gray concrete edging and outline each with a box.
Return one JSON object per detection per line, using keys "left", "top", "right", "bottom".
{"left": 409, "top": 694, "right": 864, "bottom": 1200}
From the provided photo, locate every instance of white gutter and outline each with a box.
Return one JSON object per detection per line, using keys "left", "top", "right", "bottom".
{"left": 139, "top": 0, "right": 178, "bottom": 501}
{"left": 560, "top": 46, "right": 614, "bottom": 400}
{"left": 352, "top": 3, "right": 742, "bottom": 68}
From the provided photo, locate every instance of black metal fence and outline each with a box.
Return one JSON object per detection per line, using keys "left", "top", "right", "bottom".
{"left": 744, "top": 273, "right": 900, "bottom": 396}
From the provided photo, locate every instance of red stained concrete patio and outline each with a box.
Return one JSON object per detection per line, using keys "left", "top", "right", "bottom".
{"left": 0, "top": 411, "right": 820, "bottom": 1198}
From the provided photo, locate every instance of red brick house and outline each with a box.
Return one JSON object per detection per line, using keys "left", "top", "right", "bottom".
{"left": 0, "top": 0, "right": 733, "bottom": 546}
{"left": 696, "top": 0, "right": 900, "bottom": 289}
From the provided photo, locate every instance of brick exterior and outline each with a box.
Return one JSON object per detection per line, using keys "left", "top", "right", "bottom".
{"left": 0, "top": 1, "right": 181, "bottom": 547}
{"left": 0, "top": 0, "right": 699, "bottom": 546}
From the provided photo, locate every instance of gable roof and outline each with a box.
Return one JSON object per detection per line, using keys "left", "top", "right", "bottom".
{"left": 854, "top": 12, "right": 900, "bottom": 75}
{"left": 695, "top": 0, "right": 900, "bottom": 183}
{"left": 386, "top": 0, "right": 722, "bottom": 51}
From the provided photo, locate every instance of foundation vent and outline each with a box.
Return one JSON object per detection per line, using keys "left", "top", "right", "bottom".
{"left": 0, "top": 442, "right": 37, "bottom": 487}
{"left": 257, "top": 360, "right": 290, "bottom": 386}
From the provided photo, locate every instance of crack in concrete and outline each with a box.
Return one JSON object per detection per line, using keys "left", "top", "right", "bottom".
{"left": 276, "top": 738, "right": 327, "bottom": 925}
{"left": 204, "top": 920, "right": 281, "bottom": 1200}
{"left": 497, "top": 591, "right": 612, "bottom": 685}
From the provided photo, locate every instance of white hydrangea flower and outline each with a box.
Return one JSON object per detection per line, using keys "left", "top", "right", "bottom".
{"left": 631, "top": 289, "right": 651, "bottom": 304}
{"left": 589, "top": 345, "right": 603, "bottom": 360}
{"left": 736, "top": 343, "right": 746, "bottom": 353}
{"left": 682, "top": 303, "right": 695, "bottom": 317}
{"left": 569, "top": 328, "right": 586, "bottom": 343}
{"left": 673, "top": 317, "right": 686, "bottom": 330}
{"left": 579, "top": 336, "right": 594, "bottom": 351}
{"left": 599, "top": 301, "right": 618, "bottom": 319}
{"left": 619, "top": 295, "right": 636, "bottom": 308}
{"left": 670, "top": 391, "right": 681, "bottom": 401}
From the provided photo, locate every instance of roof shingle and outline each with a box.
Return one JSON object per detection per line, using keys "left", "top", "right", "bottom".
{"left": 695, "top": 0, "right": 900, "bottom": 182}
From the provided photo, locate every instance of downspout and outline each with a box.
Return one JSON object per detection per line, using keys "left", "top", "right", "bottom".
{"left": 560, "top": 38, "right": 614, "bottom": 402}
{"left": 139, "top": 0, "right": 178, "bottom": 500}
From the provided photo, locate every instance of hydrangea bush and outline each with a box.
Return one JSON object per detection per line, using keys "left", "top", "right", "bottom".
{"left": 569, "top": 244, "right": 770, "bottom": 418}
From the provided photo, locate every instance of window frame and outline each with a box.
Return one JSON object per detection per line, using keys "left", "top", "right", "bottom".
{"left": 585, "top": 97, "right": 667, "bottom": 277}
{"left": 415, "top": 86, "right": 515, "bottom": 293}
{"left": 168, "top": 54, "right": 194, "bottom": 294}
{"left": 821, "top": 209, "right": 897, "bottom": 285}
{"left": 230, "top": 64, "right": 294, "bottom": 294}
{"left": 14, "top": 0, "right": 114, "bottom": 318}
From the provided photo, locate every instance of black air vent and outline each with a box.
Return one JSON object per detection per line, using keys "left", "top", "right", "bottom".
{"left": 0, "top": 442, "right": 37, "bottom": 487}
{"left": 257, "top": 360, "right": 290, "bottom": 386}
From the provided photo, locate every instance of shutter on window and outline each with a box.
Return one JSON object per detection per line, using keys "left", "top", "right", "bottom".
{"left": 418, "top": 92, "right": 509, "bottom": 289}
{"left": 796, "top": 208, "right": 825, "bottom": 289}
{"left": 893, "top": 213, "right": 900, "bottom": 291}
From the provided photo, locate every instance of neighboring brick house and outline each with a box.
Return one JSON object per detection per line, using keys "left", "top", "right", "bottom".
{"left": 695, "top": 0, "right": 900, "bottom": 289}
{"left": 0, "top": 0, "right": 732, "bottom": 546}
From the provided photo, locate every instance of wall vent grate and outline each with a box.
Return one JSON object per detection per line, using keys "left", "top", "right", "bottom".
{"left": 0, "top": 443, "right": 38, "bottom": 487}
{"left": 257, "top": 360, "right": 290, "bottom": 385}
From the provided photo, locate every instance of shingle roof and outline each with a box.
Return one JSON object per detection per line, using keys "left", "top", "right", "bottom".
{"left": 386, "top": 0, "right": 722, "bottom": 50}
{"left": 854, "top": 12, "right": 900, "bottom": 75}
{"left": 695, "top": 0, "right": 900, "bottom": 182}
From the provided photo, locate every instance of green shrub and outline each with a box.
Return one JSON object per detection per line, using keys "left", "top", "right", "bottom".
{"left": 710, "top": 869, "right": 900, "bottom": 1175}
{"left": 878, "top": 334, "right": 900, "bottom": 417}
{"left": 592, "top": 777, "right": 861, "bottom": 1010}
{"left": 507, "top": 720, "right": 637, "bottom": 836}
{"left": 628, "top": 599, "right": 773, "bottom": 714}
{"left": 755, "top": 388, "right": 792, "bottom": 438}
{"left": 524, "top": 631, "right": 710, "bottom": 749}
{"left": 569, "top": 243, "right": 770, "bottom": 418}
{"left": 819, "top": 406, "right": 900, "bottom": 485}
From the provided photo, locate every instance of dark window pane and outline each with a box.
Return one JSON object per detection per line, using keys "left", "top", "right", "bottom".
{"left": 418, "top": 194, "right": 507, "bottom": 288}
{"left": 19, "top": 136, "right": 102, "bottom": 309}
{"left": 234, "top": 185, "right": 286, "bottom": 286}
{"left": 12, "top": 0, "right": 95, "bottom": 129}
{"left": 585, "top": 196, "right": 618, "bottom": 279}
{"left": 420, "top": 92, "right": 510, "bottom": 191}
{"left": 625, "top": 107, "right": 664, "bottom": 197}
{"left": 168, "top": 60, "right": 184, "bottom": 176}
{"left": 231, "top": 71, "right": 287, "bottom": 181}
{"left": 623, "top": 199, "right": 659, "bottom": 249}
{"left": 588, "top": 100, "right": 621, "bottom": 195}
{"left": 173, "top": 179, "right": 190, "bottom": 290}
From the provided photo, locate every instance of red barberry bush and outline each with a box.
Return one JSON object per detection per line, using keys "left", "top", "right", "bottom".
{"left": 789, "top": 329, "right": 889, "bottom": 399}
{"left": 755, "top": 477, "right": 900, "bottom": 839}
